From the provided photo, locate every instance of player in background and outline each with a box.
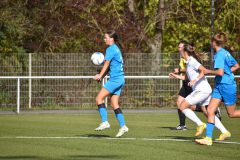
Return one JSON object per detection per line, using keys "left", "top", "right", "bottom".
{"left": 196, "top": 33, "right": 239, "bottom": 145}
{"left": 169, "top": 43, "right": 229, "bottom": 138}
{"left": 93, "top": 30, "right": 129, "bottom": 137}
{"left": 170, "top": 41, "right": 221, "bottom": 130}
{"left": 171, "top": 40, "right": 193, "bottom": 130}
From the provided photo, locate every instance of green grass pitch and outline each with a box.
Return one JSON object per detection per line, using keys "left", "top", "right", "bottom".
{"left": 0, "top": 111, "right": 240, "bottom": 160}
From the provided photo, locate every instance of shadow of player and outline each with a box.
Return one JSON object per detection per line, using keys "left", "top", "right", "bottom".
{"left": 67, "top": 154, "right": 122, "bottom": 159}
{"left": 158, "top": 126, "right": 194, "bottom": 131}
{"left": 157, "top": 135, "right": 195, "bottom": 141}
{"left": 79, "top": 134, "right": 111, "bottom": 138}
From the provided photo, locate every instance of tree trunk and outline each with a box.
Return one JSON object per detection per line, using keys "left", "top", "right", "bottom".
{"left": 127, "top": 0, "right": 166, "bottom": 75}
{"left": 150, "top": 0, "right": 165, "bottom": 75}
{"left": 128, "top": 0, "right": 134, "bottom": 13}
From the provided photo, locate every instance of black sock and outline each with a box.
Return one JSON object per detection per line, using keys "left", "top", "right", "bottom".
{"left": 114, "top": 108, "right": 123, "bottom": 114}
{"left": 195, "top": 105, "right": 203, "bottom": 112}
{"left": 98, "top": 103, "right": 106, "bottom": 110}
{"left": 178, "top": 109, "right": 186, "bottom": 126}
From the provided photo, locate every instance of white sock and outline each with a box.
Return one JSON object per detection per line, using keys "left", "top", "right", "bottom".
{"left": 182, "top": 108, "right": 203, "bottom": 126}
{"left": 214, "top": 116, "right": 228, "bottom": 133}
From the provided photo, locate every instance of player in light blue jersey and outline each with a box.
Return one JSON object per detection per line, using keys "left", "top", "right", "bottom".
{"left": 196, "top": 33, "right": 240, "bottom": 145}
{"left": 93, "top": 30, "right": 128, "bottom": 137}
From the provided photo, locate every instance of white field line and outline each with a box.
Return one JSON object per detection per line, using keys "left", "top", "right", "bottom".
{"left": 0, "top": 136, "right": 240, "bottom": 145}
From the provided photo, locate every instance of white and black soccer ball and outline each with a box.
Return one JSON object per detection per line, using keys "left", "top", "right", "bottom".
{"left": 91, "top": 52, "right": 104, "bottom": 65}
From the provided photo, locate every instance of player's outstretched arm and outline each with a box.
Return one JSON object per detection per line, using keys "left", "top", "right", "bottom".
{"left": 204, "top": 68, "right": 224, "bottom": 76}
{"left": 172, "top": 68, "right": 186, "bottom": 74}
{"left": 169, "top": 73, "right": 185, "bottom": 80}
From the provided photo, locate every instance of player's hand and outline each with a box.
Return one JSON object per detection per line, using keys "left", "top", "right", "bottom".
{"left": 169, "top": 73, "right": 177, "bottom": 78}
{"left": 173, "top": 68, "right": 179, "bottom": 74}
{"left": 93, "top": 74, "right": 102, "bottom": 82}
{"left": 188, "top": 80, "right": 196, "bottom": 87}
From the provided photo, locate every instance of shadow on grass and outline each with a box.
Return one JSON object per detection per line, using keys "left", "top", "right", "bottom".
{"left": 0, "top": 154, "right": 123, "bottom": 160}
{"left": 0, "top": 156, "right": 39, "bottom": 159}
{"left": 0, "top": 155, "right": 123, "bottom": 160}
{"left": 79, "top": 134, "right": 111, "bottom": 138}
{"left": 158, "top": 126, "right": 178, "bottom": 130}
{"left": 158, "top": 126, "right": 194, "bottom": 130}
{"left": 158, "top": 135, "right": 195, "bottom": 141}
{"left": 67, "top": 155, "right": 122, "bottom": 159}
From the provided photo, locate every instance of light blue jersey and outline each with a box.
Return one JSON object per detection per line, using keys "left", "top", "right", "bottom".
{"left": 214, "top": 48, "right": 237, "bottom": 85}
{"left": 105, "top": 44, "right": 124, "bottom": 78}
{"left": 104, "top": 44, "right": 125, "bottom": 96}
{"left": 212, "top": 48, "right": 238, "bottom": 106}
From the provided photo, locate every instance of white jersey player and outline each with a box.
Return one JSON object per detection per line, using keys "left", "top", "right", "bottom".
{"left": 169, "top": 43, "right": 230, "bottom": 139}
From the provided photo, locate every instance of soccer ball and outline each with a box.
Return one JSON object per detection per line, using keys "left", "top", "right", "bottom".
{"left": 91, "top": 52, "right": 104, "bottom": 65}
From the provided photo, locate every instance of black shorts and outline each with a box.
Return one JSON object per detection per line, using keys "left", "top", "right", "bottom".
{"left": 178, "top": 80, "right": 193, "bottom": 98}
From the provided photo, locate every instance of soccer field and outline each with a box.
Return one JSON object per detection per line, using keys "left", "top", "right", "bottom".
{"left": 0, "top": 110, "right": 240, "bottom": 160}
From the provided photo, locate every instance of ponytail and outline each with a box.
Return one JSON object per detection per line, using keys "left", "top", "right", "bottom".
{"left": 184, "top": 43, "right": 209, "bottom": 62}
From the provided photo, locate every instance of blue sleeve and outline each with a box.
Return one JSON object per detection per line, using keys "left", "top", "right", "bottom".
{"left": 214, "top": 52, "right": 225, "bottom": 69}
{"left": 105, "top": 48, "right": 115, "bottom": 61}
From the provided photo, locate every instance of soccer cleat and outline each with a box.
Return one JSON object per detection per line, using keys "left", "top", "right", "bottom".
{"left": 95, "top": 121, "right": 110, "bottom": 131}
{"left": 116, "top": 125, "right": 129, "bottom": 137}
{"left": 215, "top": 131, "right": 231, "bottom": 141}
{"left": 176, "top": 125, "right": 188, "bottom": 130}
{"left": 195, "top": 137, "right": 212, "bottom": 146}
{"left": 195, "top": 123, "right": 206, "bottom": 137}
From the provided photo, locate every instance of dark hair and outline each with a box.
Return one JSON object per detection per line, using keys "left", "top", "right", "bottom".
{"left": 106, "top": 30, "right": 124, "bottom": 60}
{"left": 212, "top": 32, "right": 227, "bottom": 47}
{"left": 107, "top": 30, "right": 118, "bottom": 40}
{"left": 183, "top": 43, "right": 208, "bottom": 62}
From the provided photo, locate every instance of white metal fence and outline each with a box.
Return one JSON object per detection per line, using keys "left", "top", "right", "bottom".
{"left": 0, "top": 53, "right": 239, "bottom": 113}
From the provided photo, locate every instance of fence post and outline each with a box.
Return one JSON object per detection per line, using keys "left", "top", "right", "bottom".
{"left": 17, "top": 78, "right": 20, "bottom": 114}
{"left": 102, "top": 77, "right": 108, "bottom": 107}
{"left": 179, "top": 79, "right": 183, "bottom": 89}
{"left": 29, "top": 53, "right": 32, "bottom": 109}
{"left": 211, "top": 0, "right": 215, "bottom": 61}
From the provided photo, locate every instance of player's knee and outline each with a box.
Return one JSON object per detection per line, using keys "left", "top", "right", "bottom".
{"left": 111, "top": 101, "right": 119, "bottom": 109}
{"left": 207, "top": 111, "right": 215, "bottom": 119}
{"left": 208, "top": 112, "right": 215, "bottom": 117}
{"left": 179, "top": 102, "right": 188, "bottom": 111}
{"left": 95, "top": 96, "right": 102, "bottom": 105}
{"left": 207, "top": 108, "right": 214, "bottom": 114}
{"left": 179, "top": 105, "right": 185, "bottom": 112}
{"left": 227, "top": 112, "right": 235, "bottom": 118}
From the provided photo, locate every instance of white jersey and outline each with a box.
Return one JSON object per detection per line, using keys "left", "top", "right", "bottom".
{"left": 186, "top": 56, "right": 212, "bottom": 93}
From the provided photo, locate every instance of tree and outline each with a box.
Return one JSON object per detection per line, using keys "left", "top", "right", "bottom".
{"left": 0, "top": 0, "right": 239, "bottom": 54}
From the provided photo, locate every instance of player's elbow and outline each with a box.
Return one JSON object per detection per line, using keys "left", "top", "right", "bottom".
{"left": 218, "top": 72, "right": 224, "bottom": 76}
{"left": 217, "top": 70, "right": 224, "bottom": 76}
{"left": 235, "top": 63, "right": 240, "bottom": 70}
{"left": 104, "top": 60, "right": 110, "bottom": 66}
{"left": 227, "top": 112, "right": 236, "bottom": 118}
